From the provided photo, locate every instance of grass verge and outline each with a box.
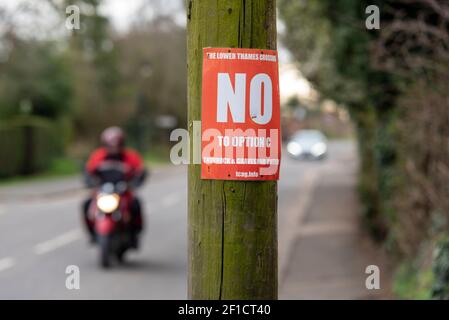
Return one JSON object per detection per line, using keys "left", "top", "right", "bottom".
{"left": 0, "top": 145, "right": 173, "bottom": 186}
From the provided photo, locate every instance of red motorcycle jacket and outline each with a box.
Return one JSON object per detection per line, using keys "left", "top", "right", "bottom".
{"left": 86, "top": 148, "right": 145, "bottom": 180}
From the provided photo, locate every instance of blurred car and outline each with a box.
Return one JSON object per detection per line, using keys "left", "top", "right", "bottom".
{"left": 286, "top": 129, "right": 328, "bottom": 160}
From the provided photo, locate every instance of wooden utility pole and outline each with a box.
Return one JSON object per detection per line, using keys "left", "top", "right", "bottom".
{"left": 187, "top": 0, "right": 278, "bottom": 299}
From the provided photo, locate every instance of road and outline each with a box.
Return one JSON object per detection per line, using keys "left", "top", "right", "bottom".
{"left": 0, "top": 140, "right": 367, "bottom": 299}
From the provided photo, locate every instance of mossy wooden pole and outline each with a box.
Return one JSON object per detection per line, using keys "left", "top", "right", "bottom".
{"left": 187, "top": 0, "right": 278, "bottom": 299}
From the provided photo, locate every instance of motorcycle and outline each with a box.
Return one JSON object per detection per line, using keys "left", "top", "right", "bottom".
{"left": 86, "top": 165, "right": 144, "bottom": 268}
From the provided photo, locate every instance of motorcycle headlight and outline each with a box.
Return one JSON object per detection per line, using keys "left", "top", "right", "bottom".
{"left": 96, "top": 194, "right": 120, "bottom": 213}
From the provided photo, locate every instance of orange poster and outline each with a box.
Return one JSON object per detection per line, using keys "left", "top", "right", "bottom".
{"left": 201, "top": 47, "right": 281, "bottom": 181}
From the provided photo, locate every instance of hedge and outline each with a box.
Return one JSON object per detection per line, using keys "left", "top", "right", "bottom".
{"left": 0, "top": 116, "right": 63, "bottom": 177}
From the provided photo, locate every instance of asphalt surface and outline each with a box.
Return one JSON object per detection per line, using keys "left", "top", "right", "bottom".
{"left": 0, "top": 141, "right": 353, "bottom": 299}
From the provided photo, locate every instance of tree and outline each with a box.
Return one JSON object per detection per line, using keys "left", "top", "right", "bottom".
{"left": 278, "top": 0, "right": 399, "bottom": 240}
{"left": 0, "top": 37, "right": 72, "bottom": 119}
{"left": 187, "top": 0, "right": 278, "bottom": 299}
{"left": 61, "top": 0, "right": 122, "bottom": 143}
{"left": 279, "top": 1, "right": 449, "bottom": 275}
{"left": 117, "top": 15, "right": 187, "bottom": 152}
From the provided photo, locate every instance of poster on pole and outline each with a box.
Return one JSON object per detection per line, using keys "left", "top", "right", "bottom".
{"left": 201, "top": 47, "right": 281, "bottom": 181}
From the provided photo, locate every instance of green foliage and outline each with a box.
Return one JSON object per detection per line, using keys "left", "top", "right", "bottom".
{"left": 118, "top": 16, "right": 187, "bottom": 152}
{"left": 393, "top": 261, "right": 433, "bottom": 299}
{"left": 285, "top": 96, "right": 301, "bottom": 110}
{"left": 431, "top": 238, "right": 449, "bottom": 299}
{"left": 392, "top": 236, "right": 449, "bottom": 300}
{"left": 354, "top": 108, "right": 384, "bottom": 239}
{"left": 279, "top": 0, "right": 399, "bottom": 242}
{"left": 0, "top": 123, "right": 25, "bottom": 177}
{"left": 65, "top": 0, "right": 122, "bottom": 140}
{"left": 278, "top": 2, "right": 449, "bottom": 298}
{"left": 278, "top": 0, "right": 396, "bottom": 109}
{"left": 0, "top": 117, "right": 63, "bottom": 177}
{"left": 0, "top": 157, "right": 81, "bottom": 186}
{"left": 1, "top": 0, "right": 189, "bottom": 179}
{"left": 0, "top": 41, "right": 72, "bottom": 119}
{"left": 68, "top": 0, "right": 120, "bottom": 100}
{"left": 44, "top": 157, "right": 81, "bottom": 176}
{"left": 0, "top": 31, "right": 73, "bottom": 179}
{"left": 374, "top": 110, "right": 400, "bottom": 234}
{"left": 143, "top": 144, "right": 172, "bottom": 165}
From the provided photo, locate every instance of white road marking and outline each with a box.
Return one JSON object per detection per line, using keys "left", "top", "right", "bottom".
{"left": 161, "top": 193, "right": 182, "bottom": 208}
{"left": 34, "top": 229, "right": 82, "bottom": 255}
{"left": 0, "top": 205, "right": 6, "bottom": 216}
{"left": 0, "top": 257, "right": 15, "bottom": 272}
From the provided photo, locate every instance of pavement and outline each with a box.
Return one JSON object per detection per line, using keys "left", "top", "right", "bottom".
{"left": 0, "top": 140, "right": 391, "bottom": 299}
{"left": 279, "top": 141, "right": 392, "bottom": 299}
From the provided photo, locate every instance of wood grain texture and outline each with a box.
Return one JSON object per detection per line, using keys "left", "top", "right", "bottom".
{"left": 187, "top": 0, "right": 278, "bottom": 300}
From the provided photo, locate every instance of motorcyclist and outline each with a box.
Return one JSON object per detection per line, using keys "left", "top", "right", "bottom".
{"left": 82, "top": 127, "right": 147, "bottom": 247}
